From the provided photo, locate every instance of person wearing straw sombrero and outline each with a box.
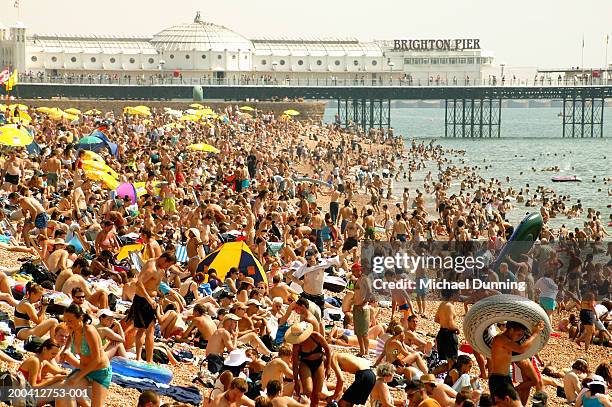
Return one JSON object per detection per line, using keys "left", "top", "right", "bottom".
{"left": 285, "top": 321, "right": 331, "bottom": 407}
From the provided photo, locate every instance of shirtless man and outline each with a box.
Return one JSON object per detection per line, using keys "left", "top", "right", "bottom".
{"left": 141, "top": 229, "right": 162, "bottom": 260}
{"left": 421, "top": 374, "right": 457, "bottom": 407}
{"left": 3, "top": 151, "right": 22, "bottom": 192}
{"left": 9, "top": 192, "right": 49, "bottom": 243}
{"left": 404, "top": 315, "right": 434, "bottom": 355}
{"left": 41, "top": 150, "right": 62, "bottom": 193}
{"left": 402, "top": 188, "right": 410, "bottom": 213}
{"left": 342, "top": 214, "right": 364, "bottom": 252}
{"left": 214, "top": 377, "right": 252, "bottom": 407}
{"left": 179, "top": 303, "right": 216, "bottom": 346}
{"left": 338, "top": 200, "right": 353, "bottom": 233}
{"left": 363, "top": 209, "right": 376, "bottom": 241}
{"left": 262, "top": 344, "right": 295, "bottom": 395}
{"left": 310, "top": 210, "right": 324, "bottom": 253}
{"left": 127, "top": 252, "right": 176, "bottom": 363}
{"left": 329, "top": 353, "right": 375, "bottom": 407}
{"left": 489, "top": 320, "right": 544, "bottom": 404}
{"left": 72, "top": 180, "right": 90, "bottom": 220}
{"left": 205, "top": 313, "right": 241, "bottom": 373}
{"left": 269, "top": 274, "right": 299, "bottom": 303}
{"left": 59, "top": 259, "right": 109, "bottom": 310}
{"left": 280, "top": 297, "right": 323, "bottom": 335}
{"left": 46, "top": 239, "right": 70, "bottom": 274}
{"left": 434, "top": 290, "right": 460, "bottom": 367}
{"left": 352, "top": 263, "right": 373, "bottom": 357}
{"left": 392, "top": 214, "right": 409, "bottom": 242}
{"left": 266, "top": 380, "right": 309, "bottom": 407}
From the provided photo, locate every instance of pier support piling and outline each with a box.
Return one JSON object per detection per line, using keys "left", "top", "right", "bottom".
{"left": 444, "top": 99, "right": 501, "bottom": 137}
{"left": 336, "top": 98, "right": 391, "bottom": 130}
{"left": 562, "top": 97, "right": 604, "bottom": 137}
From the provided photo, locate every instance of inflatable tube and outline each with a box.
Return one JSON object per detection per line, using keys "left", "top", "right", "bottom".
{"left": 463, "top": 294, "right": 551, "bottom": 362}
{"left": 493, "top": 213, "right": 543, "bottom": 270}
{"left": 110, "top": 357, "right": 173, "bottom": 384}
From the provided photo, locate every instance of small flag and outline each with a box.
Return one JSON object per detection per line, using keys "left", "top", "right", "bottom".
{"left": 0, "top": 68, "right": 9, "bottom": 85}
{"left": 5, "top": 70, "right": 18, "bottom": 91}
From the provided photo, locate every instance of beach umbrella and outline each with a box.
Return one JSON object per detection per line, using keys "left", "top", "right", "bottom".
{"left": 84, "top": 170, "right": 120, "bottom": 190}
{"left": 186, "top": 143, "right": 219, "bottom": 154}
{"left": 115, "top": 182, "right": 137, "bottom": 204}
{"left": 81, "top": 150, "right": 105, "bottom": 164}
{"left": 180, "top": 114, "right": 199, "bottom": 122}
{"left": 116, "top": 243, "right": 144, "bottom": 262}
{"left": 283, "top": 109, "right": 300, "bottom": 116}
{"left": 65, "top": 108, "right": 82, "bottom": 115}
{"left": 37, "top": 107, "right": 62, "bottom": 115}
{"left": 123, "top": 106, "right": 151, "bottom": 117}
{"left": 0, "top": 125, "right": 34, "bottom": 147}
{"left": 133, "top": 181, "right": 163, "bottom": 198}
{"left": 197, "top": 241, "right": 267, "bottom": 284}
{"left": 82, "top": 160, "right": 119, "bottom": 179}
{"left": 9, "top": 104, "right": 29, "bottom": 111}
{"left": 77, "top": 135, "right": 104, "bottom": 149}
{"left": 240, "top": 106, "right": 254, "bottom": 111}
{"left": 190, "top": 103, "right": 205, "bottom": 109}
{"left": 84, "top": 109, "right": 102, "bottom": 115}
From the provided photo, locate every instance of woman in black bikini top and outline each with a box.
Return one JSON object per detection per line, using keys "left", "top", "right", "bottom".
{"left": 285, "top": 322, "right": 330, "bottom": 407}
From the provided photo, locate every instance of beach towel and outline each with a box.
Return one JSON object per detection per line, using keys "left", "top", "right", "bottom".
{"left": 111, "top": 373, "right": 202, "bottom": 405}
{"left": 175, "top": 245, "right": 188, "bottom": 263}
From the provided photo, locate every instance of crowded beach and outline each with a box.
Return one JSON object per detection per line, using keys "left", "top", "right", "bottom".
{"left": 0, "top": 101, "right": 609, "bottom": 407}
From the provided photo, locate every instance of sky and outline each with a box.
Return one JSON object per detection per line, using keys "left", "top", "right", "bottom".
{"left": 1, "top": 0, "right": 611, "bottom": 69}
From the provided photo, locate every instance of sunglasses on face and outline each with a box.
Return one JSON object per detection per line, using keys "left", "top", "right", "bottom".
{"left": 75, "top": 296, "right": 85, "bottom": 300}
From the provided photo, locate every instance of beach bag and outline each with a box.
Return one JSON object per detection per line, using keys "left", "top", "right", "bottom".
{"left": 0, "top": 370, "right": 36, "bottom": 407}
{"left": 20, "top": 262, "right": 55, "bottom": 286}
{"left": 108, "top": 293, "right": 118, "bottom": 312}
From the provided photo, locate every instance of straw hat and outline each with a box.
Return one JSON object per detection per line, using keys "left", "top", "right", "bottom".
{"left": 222, "top": 313, "right": 241, "bottom": 324}
{"left": 420, "top": 374, "right": 438, "bottom": 385}
{"left": 243, "top": 277, "right": 255, "bottom": 286}
{"left": 284, "top": 322, "right": 314, "bottom": 345}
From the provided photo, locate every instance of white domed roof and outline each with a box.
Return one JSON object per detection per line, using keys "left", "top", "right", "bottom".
{"left": 151, "top": 12, "right": 253, "bottom": 53}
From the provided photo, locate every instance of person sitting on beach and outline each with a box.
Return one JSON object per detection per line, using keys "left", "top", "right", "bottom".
{"left": 574, "top": 375, "right": 612, "bottom": 407}
{"left": 17, "top": 338, "right": 68, "bottom": 394}
{"left": 213, "top": 377, "right": 253, "bottom": 407}
{"left": 265, "top": 380, "right": 309, "bottom": 407}
{"left": 327, "top": 313, "right": 385, "bottom": 349}
{"left": 563, "top": 359, "right": 590, "bottom": 403}
{"left": 205, "top": 313, "right": 241, "bottom": 373}
{"left": 14, "top": 282, "right": 58, "bottom": 341}
{"left": 444, "top": 355, "right": 481, "bottom": 393}
{"left": 95, "top": 308, "right": 127, "bottom": 359}
{"left": 374, "top": 325, "right": 428, "bottom": 380}
{"left": 261, "top": 344, "right": 295, "bottom": 396}
{"left": 60, "top": 262, "right": 109, "bottom": 310}
{"left": 421, "top": 373, "right": 458, "bottom": 407}
{"left": 368, "top": 363, "right": 404, "bottom": 407}
{"left": 177, "top": 303, "right": 216, "bottom": 346}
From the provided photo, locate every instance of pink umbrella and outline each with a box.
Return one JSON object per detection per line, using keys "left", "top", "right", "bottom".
{"left": 115, "top": 182, "right": 137, "bottom": 204}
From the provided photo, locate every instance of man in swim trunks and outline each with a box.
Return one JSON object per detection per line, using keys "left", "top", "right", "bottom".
{"left": 127, "top": 251, "right": 176, "bottom": 363}
{"left": 489, "top": 320, "right": 544, "bottom": 403}
{"left": 9, "top": 191, "right": 49, "bottom": 243}
{"left": 41, "top": 149, "right": 62, "bottom": 193}
{"left": 329, "top": 352, "right": 376, "bottom": 407}
{"left": 363, "top": 208, "right": 376, "bottom": 241}
{"left": 206, "top": 313, "right": 241, "bottom": 373}
{"left": 434, "top": 289, "right": 460, "bottom": 367}
{"left": 2, "top": 151, "right": 22, "bottom": 192}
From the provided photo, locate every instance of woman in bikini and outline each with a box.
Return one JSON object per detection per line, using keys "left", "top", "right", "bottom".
{"left": 285, "top": 322, "right": 331, "bottom": 407}
{"left": 18, "top": 338, "right": 67, "bottom": 389}
{"left": 373, "top": 325, "right": 428, "bottom": 381}
{"left": 63, "top": 303, "right": 112, "bottom": 407}
{"left": 14, "top": 283, "right": 59, "bottom": 341}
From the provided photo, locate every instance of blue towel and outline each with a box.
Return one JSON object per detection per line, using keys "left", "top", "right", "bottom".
{"left": 111, "top": 373, "right": 202, "bottom": 405}
{"left": 175, "top": 245, "right": 188, "bottom": 263}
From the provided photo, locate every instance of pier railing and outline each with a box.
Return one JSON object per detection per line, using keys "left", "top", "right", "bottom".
{"left": 15, "top": 74, "right": 612, "bottom": 88}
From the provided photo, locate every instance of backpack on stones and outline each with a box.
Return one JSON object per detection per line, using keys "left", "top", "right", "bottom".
{"left": 19, "top": 262, "right": 56, "bottom": 287}
{"left": 0, "top": 370, "right": 36, "bottom": 407}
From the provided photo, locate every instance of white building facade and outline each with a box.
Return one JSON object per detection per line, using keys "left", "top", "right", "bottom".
{"left": 1, "top": 12, "right": 496, "bottom": 85}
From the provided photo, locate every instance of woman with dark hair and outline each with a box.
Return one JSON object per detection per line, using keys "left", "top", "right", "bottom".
{"left": 18, "top": 338, "right": 67, "bottom": 388}
{"left": 63, "top": 303, "right": 112, "bottom": 407}
{"left": 14, "top": 282, "right": 59, "bottom": 341}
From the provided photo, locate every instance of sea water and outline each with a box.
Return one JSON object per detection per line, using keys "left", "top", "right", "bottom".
{"left": 323, "top": 107, "right": 612, "bottom": 229}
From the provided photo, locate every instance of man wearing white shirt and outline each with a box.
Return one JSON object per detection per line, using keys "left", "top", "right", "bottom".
{"left": 290, "top": 249, "right": 348, "bottom": 314}
{"left": 534, "top": 270, "right": 559, "bottom": 325}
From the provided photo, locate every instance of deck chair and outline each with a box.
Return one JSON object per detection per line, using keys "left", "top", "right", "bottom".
{"left": 175, "top": 245, "right": 188, "bottom": 264}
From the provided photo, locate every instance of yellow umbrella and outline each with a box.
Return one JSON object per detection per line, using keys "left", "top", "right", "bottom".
{"left": 0, "top": 125, "right": 34, "bottom": 147}
{"left": 82, "top": 160, "right": 119, "bottom": 179}
{"left": 280, "top": 114, "right": 292, "bottom": 121}
{"left": 36, "top": 107, "right": 60, "bottom": 114}
{"left": 49, "top": 111, "right": 79, "bottom": 122}
{"left": 186, "top": 143, "right": 220, "bottom": 154}
{"left": 84, "top": 109, "right": 102, "bottom": 115}
{"left": 124, "top": 106, "right": 151, "bottom": 117}
{"left": 283, "top": 109, "right": 300, "bottom": 116}
{"left": 116, "top": 244, "right": 144, "bottom": 261}
{"left": 9, "top": 104, "right": 28, "bottom": 111}
{"left": 179, "top": 114, "right": 199, "bottom": 122}
{"left": 190, "top": 103, "right": 205, "bottom": 109}
{"left": 240, "top": 106, "right": 254, "bottom": 111}
{"left": 143, "top": 119, "right": 152, "bottom": 125}
{"left": 84, "top": 170, "right": 120, "bottom": 190}
{"left": 65, "top": 108, "right": 82, "bottom": 115}
{"left": 81, "top": 150, "right": 105, "bottom": 164}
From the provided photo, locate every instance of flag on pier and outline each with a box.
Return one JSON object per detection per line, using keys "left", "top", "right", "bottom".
{"left": 0, "top": 68, "right": 9, "bottom": 86}
{"left": 5, "top": 70, "right": 18, "bottom": 91}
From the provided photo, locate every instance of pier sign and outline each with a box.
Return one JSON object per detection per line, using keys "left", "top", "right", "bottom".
{"left": 393, "top": 39, "right": 481, "bottom": 51}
